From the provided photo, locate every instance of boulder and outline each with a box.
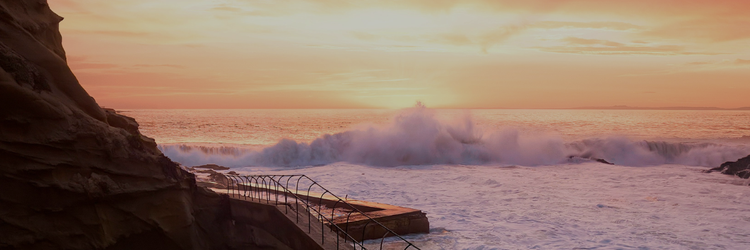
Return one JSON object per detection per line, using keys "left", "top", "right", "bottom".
{"left": 706, "top": 154, "right": 750, "bottom": 179}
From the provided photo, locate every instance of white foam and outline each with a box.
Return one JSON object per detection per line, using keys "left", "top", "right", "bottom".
{"left": 234, "top": 163, "right": 750, "bottom": 249}
{"left": 160, "top": 106, "right": 750, "bottom": 168}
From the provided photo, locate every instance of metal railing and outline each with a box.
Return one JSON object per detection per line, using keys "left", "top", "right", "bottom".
{"left": 225, "top": 174, "right": 421, "bottom": 250}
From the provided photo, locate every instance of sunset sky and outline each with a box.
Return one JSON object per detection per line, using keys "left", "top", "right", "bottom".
{"left": 51, "top": 0, "right": 750, "bottom": 109}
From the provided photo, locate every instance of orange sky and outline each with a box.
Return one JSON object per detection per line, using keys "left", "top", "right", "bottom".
{"left": 50, "top": 0, "right": 750, "bottom": 109}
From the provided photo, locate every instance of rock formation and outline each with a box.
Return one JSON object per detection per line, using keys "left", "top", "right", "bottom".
{"left": 187, "top": 164, "right": 231, "bottom": 189}
{"left": 0, "top": 1, "right": 289, "bottom": 249}
{"left": 706, "top": 155, "right": 750, "bottom": 180}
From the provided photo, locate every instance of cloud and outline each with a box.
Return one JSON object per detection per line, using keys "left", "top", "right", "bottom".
{"left": 296, "top": 0, "right": 750, "bottom": 18}
{"left": 133, "top": 64, "right": 185, "bottom": 69}
{"left": 537, "top": 37, "right": 717, "bottom": 55}
{"left": 685, "top": 59, "right": 750, "bottom": 67}
{"left": 685, "top": 61, "right": 711, "bottom": 65}
{"left": 212, "top": 6, "right": 243, "bottom": 12}
{"left": 530, "top": 21, "right": 641, "bottom": 31}
{"left": 350, "top": 31, "right": 380, "bottom": 41}
{"left": 649, "top": 58, "right": 750, "bottom": 75}
{"left": 66, "top": 30, "right": 156, "bottom": 38}
{"left": 562, "top": 37, "right": 624, "bottom": 47}
{"left": 642, "top": 18, "right": 750, "bottom": 43}
{"left": 478, "top": 26, "right": 525, "bottom": 53}
{"left": 425, "top": 26, "right": 526, "bottom": 53}
{"left": 259, "top": 0, "right": 750, "bottom": 44}
{"left": 735, "top": 59, "right": 750, "bottom": 66}
{"left": 70, "top": 63, "right": 119, "bottom": 70}
{"left": 430, "top": 33, "right": 472, "bottom": 46}
{"left": 210, "top": 4, "right": 277, "bottom": 16}
{"left": 348, "top": 26, "right": 525, "bottom": 53}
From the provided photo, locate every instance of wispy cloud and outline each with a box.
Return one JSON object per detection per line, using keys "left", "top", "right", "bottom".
{"left": 684, "top": 59, "right": 750, "bottom": 67}
{"left": 133, "top": 64, "right": 185, "bottom": 69}
{"left": 735, "top": 59, "right": 750, "bottom": 66}
{"left": 530, "top": 21, "right": 641, "bottom": 31}
{"left": 642, "top": 18, "right": 750, "bottom": 43}
{"left": 70, "top": 63, "right": 119, "bottom": 70}
{"left": 477, "top": 26, "right": 525, "bottom": 53}
{"left": 537, "top": 37, "right": 718, "bottom": 55}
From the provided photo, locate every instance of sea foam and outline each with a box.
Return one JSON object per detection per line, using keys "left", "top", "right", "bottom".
{"left": 159, "top": 105, "right": 750, "bottom": 167}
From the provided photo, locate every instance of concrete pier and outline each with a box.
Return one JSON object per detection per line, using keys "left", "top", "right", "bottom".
{"left": 230, "top": 184, "right": 430, "bottom": 241}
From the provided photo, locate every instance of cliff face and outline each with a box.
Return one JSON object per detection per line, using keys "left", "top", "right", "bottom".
{"left": 0, "top": 1, "right": 230, "bottom": 249}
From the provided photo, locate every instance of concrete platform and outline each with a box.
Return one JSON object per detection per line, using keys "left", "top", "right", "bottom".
{"left": 228, "top": 197, "right": 355, "bottom": 250}
{"left": 229, "top": 184, "right": 430, "bottom": 242}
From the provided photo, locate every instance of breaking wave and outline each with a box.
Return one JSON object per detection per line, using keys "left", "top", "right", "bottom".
{"left": 159, "top": 105, "right": 750, "bottom": 168}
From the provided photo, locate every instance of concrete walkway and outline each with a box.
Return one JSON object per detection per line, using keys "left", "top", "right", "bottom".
{"left": 229, "top": 196, "right": 356, "bottom": 250}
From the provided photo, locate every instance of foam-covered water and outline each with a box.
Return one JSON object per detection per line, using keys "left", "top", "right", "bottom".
{"left": 237, "top": 163, "right": 750, "bottom": 249}
{"left": 124, "top": 106, "right": 750, "bottom": 249}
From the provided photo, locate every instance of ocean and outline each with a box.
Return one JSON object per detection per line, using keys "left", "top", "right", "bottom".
{"left": 125, "top": 107, "right": 750, "bottom": 249}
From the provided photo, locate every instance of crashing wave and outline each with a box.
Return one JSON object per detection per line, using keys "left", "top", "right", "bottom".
{"left": 159, "top": 105, "right": 750, "bottom": 168}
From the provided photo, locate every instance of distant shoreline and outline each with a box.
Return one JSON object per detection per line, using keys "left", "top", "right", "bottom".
{"left": 567, "top": 106, "right": 750, "bottom": 111}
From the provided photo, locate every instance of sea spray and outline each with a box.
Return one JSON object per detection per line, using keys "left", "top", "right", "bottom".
{"left": 159, "top": 106, "right": 750, "bottom": 167}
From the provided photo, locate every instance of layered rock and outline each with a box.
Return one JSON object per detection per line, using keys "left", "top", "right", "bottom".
{"left": 707, "top": 155, "right": 750, "bottom": 180}
{"left": 0, "top": 1, "right": 285, "bottom": 249}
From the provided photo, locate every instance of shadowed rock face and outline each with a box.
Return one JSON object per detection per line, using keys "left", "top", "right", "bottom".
{"left": 0, "top": 1, "right": 236, "bottom": 249}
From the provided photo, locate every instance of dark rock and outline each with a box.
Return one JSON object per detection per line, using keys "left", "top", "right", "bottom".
{"left": 0, "top": 1, "right": 300, "bottom": 249}
{"left": 707, "top": 155, "right": 750, "bottom": 179}
{"left": 103, "top": 108, "right": 139, "bottom": 135}
{"left": 184, "top": 167, "right": 229, "bottom": 189}
{"left": 193, "top": 163, "right": 230, "bottom": 170}
{"left": 567, "top": 155, "right": 614, "bottom": 165}
{"left": 595, "top": 158, "right": 614, "bottom": 165}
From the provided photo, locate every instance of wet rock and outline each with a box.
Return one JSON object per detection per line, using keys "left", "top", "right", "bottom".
{"left": 595, "top": 158, "right": 614, "bottom": 165}
{"left": 567, "top": 155, "right": 614, "bottom": 165}
{"left": 706, "top": 155, "right": 750, "bottom": 179}
{"left": 193, "top": 164, "right": 230, "bottom": 170}
{"left": 185, "top": 167, "right": 229, "bottom": 189}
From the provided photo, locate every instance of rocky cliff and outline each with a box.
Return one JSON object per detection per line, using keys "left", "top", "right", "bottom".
{"left": 0, "top": 1, "right": 246, "bottom": 249}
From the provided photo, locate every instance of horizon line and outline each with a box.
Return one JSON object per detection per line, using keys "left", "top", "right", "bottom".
{"left": 108, "top": 106, "right": 750, "bottom": 111}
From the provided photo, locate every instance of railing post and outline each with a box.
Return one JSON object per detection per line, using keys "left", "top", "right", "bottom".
{"left": 319, "top": 190, "right": 329, "bottom": 222}
{"left": 344, "top": 211, "right": 355, "bottom": 243}
{"left": 331, "top": 199, "right": 342, "bottom": 231}
{"left": 273, "top": 176, "right": 279, "bottom": 205}
{"left": 380, "top": 231, "right": 390, "bottom": 250}
{"left": 361, "top": 220, "right": 371, "bottom": 243}
{"left": 227, "top": 176, "right": 236, "bottom": 198}
{"left": 240, "top": 176, "right": 248, "bottom": 200}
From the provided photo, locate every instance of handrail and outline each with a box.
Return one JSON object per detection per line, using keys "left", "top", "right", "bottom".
{"left": 224, "top": 174, "right": 421, "bottom": 250}
{"left": 226, "top": 174, "right": 367, "bottom": 249}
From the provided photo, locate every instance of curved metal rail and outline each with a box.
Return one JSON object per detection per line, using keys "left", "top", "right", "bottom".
{"left": 225, "top": 174, "right": 421, "bottom": 250}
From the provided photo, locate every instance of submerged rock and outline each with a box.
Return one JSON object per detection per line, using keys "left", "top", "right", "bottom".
{"left": 706, "top": 155, "right": 750, "bottom": 179}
